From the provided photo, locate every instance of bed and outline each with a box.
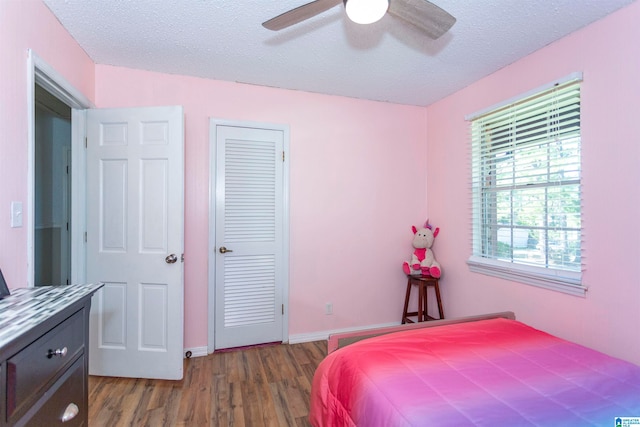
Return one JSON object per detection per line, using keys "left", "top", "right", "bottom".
{"left": 309, "top": 312, "right": 640, "bottom": 426}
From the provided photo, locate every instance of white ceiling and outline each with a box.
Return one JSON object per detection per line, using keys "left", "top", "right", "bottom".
{"left": 43, "top": 0, "right": 635, "bottom": 106}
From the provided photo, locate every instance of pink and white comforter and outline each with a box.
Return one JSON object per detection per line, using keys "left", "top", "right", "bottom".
{"left": 309, "top": 318, "right": 640, "bottom": 426}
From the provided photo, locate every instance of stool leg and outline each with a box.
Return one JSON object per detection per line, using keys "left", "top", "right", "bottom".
{"left": 434, "top": 281, "right": 444, "bottom": 319}
{"left": 402, "top": 278, "right": 412, "bottom": 324}
{"left": 418, "top": 283, "right": 425, "bottom": 322}
{"left": 423, "top": 282, "right": 429, "bottom": 321}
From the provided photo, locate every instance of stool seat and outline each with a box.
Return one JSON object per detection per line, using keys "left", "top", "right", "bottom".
{"left": 402, "top": 275, "right": 444, "bottom": 324}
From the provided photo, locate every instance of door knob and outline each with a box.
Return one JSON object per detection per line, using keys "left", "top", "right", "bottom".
{"left": 165, "top": 254, "right": 178, "bottom": 264}
{"left": 219, "top": 246, "right": 233, "bottom": 254}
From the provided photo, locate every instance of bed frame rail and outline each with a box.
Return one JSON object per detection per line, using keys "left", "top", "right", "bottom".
{"left": 327, "top": 311, "right": 516, "bottom": 354}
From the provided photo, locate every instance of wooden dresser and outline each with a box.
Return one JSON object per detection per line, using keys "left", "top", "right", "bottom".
{"left": 0, "top": 284, "right": 102, "bottom": 427}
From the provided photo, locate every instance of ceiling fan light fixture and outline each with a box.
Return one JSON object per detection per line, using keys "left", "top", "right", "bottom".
{"left": 344, "top": 0, "right": 389, "bottom": 25}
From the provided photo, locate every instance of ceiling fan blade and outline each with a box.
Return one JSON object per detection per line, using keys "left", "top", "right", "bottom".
{"left": 262, "top": 0, "right": 342, "bottom": 31}
{"left": 388, "top": 0, "right": 456, "bottom": 39}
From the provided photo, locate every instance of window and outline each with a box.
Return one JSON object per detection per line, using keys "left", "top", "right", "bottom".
{"left": 467, "top": 74, "right": 584, "bottom": 296}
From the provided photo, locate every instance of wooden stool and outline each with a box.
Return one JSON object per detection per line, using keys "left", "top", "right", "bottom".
{"left": 401, "top": 275, "right": 444, "bottom": 324}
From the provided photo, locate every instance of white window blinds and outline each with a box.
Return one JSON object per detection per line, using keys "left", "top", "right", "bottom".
{"left": 468, "top": 75, "right": 584, "bottom": 296}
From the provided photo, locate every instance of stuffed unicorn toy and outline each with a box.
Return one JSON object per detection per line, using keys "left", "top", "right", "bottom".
{"left": 402, "top": 220, "right": 442, "bottom": 278}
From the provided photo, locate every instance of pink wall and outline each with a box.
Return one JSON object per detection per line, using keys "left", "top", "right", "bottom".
{"left": 426, "top": 1, "right": 640, "bottom": 364}
{"left": 5, "top": 1, "right": 638, "bottom": 364}
{"left": 93, "top": 66, "right": 429, "bottom": 348}
{"left": 0, "top": 0, "right": 95, "bottom": 288}
{"left": 1, "top": 0, "right": 426, "bottom": 351}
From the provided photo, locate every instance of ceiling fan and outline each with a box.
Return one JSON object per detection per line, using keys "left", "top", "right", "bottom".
{"left": 262, "top": 0, "right": 456, "bottom": 40}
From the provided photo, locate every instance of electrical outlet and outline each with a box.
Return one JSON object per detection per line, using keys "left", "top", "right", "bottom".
{"left": 325, "top": 303, "right": 333, "bottom": 315}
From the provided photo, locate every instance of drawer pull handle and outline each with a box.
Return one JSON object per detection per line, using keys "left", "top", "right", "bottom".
{"left": 61, "top": 403, "right": 79, "bottom": 422}
{"left": 47, "top": 346, "right": 68, "bottom": 358}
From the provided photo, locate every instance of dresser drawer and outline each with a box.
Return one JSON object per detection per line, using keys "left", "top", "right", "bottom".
{"left": 6, "top": 308, "right": 85, "bottom": 420}
{"left": 17, "top": 356, "right": 86, "bottom": 427}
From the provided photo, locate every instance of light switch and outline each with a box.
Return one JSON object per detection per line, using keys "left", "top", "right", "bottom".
{"left": 11, "top": 201, "right": 23, "bottom": 228}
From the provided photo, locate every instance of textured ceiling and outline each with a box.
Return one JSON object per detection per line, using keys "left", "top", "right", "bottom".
{"left": 43, "top": 0, "right": 635, "bottom": 106}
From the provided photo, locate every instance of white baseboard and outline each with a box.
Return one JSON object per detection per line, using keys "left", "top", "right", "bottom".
{"left": 187, "top": 322, "right": 402, "bottom": 356}
{"left": 184, "top": 346, "right": 208, "bottom": 358}
{"left": 288, "top": 321, "right": 400, "bottom": 344}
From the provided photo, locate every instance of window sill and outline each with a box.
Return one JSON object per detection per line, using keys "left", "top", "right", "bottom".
{"left": 466, "top": 256, "right": 586, "bottom": 297}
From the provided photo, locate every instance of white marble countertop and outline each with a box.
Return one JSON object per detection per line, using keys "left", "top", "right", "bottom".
{"left": 0, "top": 283, "right": 103, "bottom": 349}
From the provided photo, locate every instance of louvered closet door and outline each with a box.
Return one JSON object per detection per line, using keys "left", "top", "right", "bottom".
{"left": 214, "top": 125, "right": 284, "bottom": 349}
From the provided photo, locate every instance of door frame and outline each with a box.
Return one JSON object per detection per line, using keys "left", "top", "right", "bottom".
{"left": 207, "top": 119, "right": 290, "bottom": 354}
{"left": 27, "top": 50, "right": 92, "bottom": 287}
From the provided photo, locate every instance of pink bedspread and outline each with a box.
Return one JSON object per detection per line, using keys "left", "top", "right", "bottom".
{"left": 309, "top": 318, "right": 640, "bottom": 426}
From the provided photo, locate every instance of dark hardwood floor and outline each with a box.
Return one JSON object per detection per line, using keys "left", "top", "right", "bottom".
{"left": 88, "top": 341, "right": 327, "bottom": 427}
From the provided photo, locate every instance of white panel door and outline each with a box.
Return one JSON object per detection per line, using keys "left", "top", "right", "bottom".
{"left": 86, "top": 106, "right": 184, "bottom": 379}
{"left": 212, "top": 123, "right": 286, "bottom": 349}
